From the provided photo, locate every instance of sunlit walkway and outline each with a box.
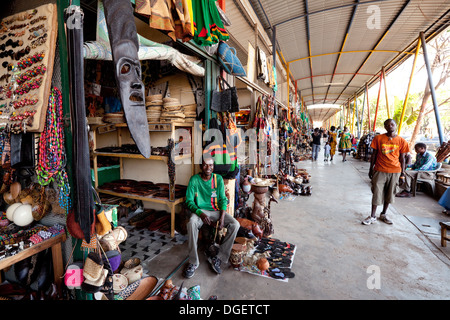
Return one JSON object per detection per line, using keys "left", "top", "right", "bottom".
{"left": 141, "top": 149, "right": 450, "bottom": 299}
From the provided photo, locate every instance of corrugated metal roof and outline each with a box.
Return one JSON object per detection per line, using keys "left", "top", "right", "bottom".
{"left": 247, "top": 0, "right": 450, "bottom": 124}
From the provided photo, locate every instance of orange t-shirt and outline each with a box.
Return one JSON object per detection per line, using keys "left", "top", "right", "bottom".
{"left": 370, "top": 134, "right": 410, "bottom": 173}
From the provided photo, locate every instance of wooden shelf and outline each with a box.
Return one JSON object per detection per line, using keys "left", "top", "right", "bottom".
{"left": 94, "top": 152, "right": 191, "bottom": 163}
{"left": 0, "top": 233, "right": 66, "bottom": 296}
{"left": 90, "top": 119, "right": 195, "bottom": 237}
{"left": 96, "top": 188, "right": 185, "bottom": 205}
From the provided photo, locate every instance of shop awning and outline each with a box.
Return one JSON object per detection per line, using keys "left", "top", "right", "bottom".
{"left": 248, "top": 0, "right": 450, "bottom": 124}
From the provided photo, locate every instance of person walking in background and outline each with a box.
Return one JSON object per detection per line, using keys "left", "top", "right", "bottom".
{"left": 338, "top": 126, "right": 353, "bottom": 162}
{"left": 311, "top": 128, "right": 322, "bottom": 161}
{"left": 324, "top": 141, "right": 331, "bottom": 162}
{"left": 328, "top": 126, "right": 338, "bottom": 161}
{"left": 362, "top": 119, "right": 409, "bottom": 226}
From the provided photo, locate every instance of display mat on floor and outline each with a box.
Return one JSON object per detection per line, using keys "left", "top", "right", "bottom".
{"left": 118, "top": 217, "right": 187, "bottom": 270}
{"left": 235, "top": 237, "right": 296, "bottom": 282}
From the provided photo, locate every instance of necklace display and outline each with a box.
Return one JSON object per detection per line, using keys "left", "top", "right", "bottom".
{"left": 36, "top": 87, "right": 71, "bottom": 214}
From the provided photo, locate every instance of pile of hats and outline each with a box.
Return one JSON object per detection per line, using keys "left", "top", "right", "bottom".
{"left": 145, "top": 94, "right": 163, "bottom": 122}
{"left": 182, "top": 103, "right": 197, "bottom": 122}
{"left": 160, "top": 97, "right": 185, "bottom": 122}
{"left": 81, "top": 226, "right": 158, "bottom": 300}
{"left": 103, "top": 112, "right": 125, "bottom": 124}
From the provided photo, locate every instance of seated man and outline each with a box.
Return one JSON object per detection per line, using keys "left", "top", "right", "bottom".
{"left": 183, "top": 154, "right": 239, "bottom": 278}
{"left": 396, "top": 142, "right": 437, "bottom": 198}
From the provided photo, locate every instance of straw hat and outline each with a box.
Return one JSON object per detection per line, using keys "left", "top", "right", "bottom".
{"left": 113, "top": 274, "right": 128, "bottom": 294}
{"left": 146, "top": 94, "right": 162, "bottom": 102}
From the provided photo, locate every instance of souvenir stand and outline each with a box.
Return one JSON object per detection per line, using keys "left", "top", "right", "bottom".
{"left": 0, "top": 3, "right": 71, "bottom": 300}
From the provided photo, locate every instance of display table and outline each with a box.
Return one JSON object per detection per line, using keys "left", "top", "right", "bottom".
{"left": 0, "top": 233, "right": 67, "bottom": 295}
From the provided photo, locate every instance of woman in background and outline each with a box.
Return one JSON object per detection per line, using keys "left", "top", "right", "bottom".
{"left": 328, "top": 126, "right": 338, "bottom": 161}
{"left": 338, "top": 126, "right": 353, "bottom": 162}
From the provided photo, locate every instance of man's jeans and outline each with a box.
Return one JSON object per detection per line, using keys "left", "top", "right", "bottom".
{"left": 187, "top": 210, "right": 240, "bottom": 266}
{"left": 312, "top": 144, "right": 321, "bottom": 160}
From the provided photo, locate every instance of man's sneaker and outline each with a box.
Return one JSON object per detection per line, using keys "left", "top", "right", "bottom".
{"left": 208, "top": 256, "right": 222, "bottom": 274}
{"left": 362, "top": 216, "right": 377, "bottom": 225}
{"left": 182, "top": 263, "right": 197, "bottom": 279}
{"left": 379, "top": 214, "right": 393, "bottom": 225}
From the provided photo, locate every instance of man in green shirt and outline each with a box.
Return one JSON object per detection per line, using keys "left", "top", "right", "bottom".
{"left": 183, "top": 156, "right": 240, "bottom": 278}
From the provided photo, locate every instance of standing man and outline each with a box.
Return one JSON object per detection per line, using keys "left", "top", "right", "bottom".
{"left": 183, "top": 154, "right": 240, "bottom": 278}
{"left": 311, "top": 128, "right": 322, "bottom": 161}
{"left": 362, "top": 119, "right": 409, "bottom": 225}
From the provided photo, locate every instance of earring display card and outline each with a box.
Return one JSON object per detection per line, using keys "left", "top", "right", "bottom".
{"left": 0, "top": 3, "right": 58, "bottom": 133}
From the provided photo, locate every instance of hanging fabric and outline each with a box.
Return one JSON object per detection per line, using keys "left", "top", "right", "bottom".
{"left": 65, "top": 5, "right": 94, "bottom": 243}
{"left": 134, "top": 0, "right": 194, "bottom": 42}
{"left": 192, "top": 0, "right": 229, "bottom": 46}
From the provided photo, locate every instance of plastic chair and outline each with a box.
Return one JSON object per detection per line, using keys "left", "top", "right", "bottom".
{"left": 411, "top": 162, "right": 442, "bottom": 197}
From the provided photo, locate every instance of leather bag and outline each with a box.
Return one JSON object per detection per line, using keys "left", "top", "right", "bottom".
{"left": 211, "top": 76, "right": 239, "bottom": 113}
{"left": 10, "top": 132, "right": 34, "bottom": 169}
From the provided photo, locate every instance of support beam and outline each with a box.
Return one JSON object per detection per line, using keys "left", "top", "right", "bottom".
{"left": 324, "top": 0, "right": 359, "bottom": 104}
{"left": 333, "top": 0, "right": 413, "bottom": 104}
{"left": 366, "top": 83, "right": 371, "bottom": 132}
{"left": 419, "top": 31, "right": 444, "bottom": 145}
{"left": 398, "top": 36, "right": 421, "bottom": 135}
{"left": 373, "top": 74, "right": 383, "bottom": 130}
{"left": 288, "top": 50, "right": 413, "bottom": 64}
{"left": 382, "top": 66, "right": 390, "bottom": 118}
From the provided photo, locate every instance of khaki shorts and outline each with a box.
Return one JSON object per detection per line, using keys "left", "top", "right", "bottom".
{"left": 371, "top": 171, "right": 401, "bottom": 206}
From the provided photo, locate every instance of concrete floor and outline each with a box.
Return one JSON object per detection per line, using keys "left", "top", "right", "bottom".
{"left": 143, "top": 151, "right": 450, "bottom": 300}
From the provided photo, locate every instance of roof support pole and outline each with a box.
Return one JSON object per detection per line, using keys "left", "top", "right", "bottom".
{"left": 382, "top": 66, "right": 390, "bottom": 118}
{"left": 346, "top": 101, "right": 350, "bottom": 126}
{"left": 272, "top": 25, "right": 277, "bottom": 96}
{"left": 366, "top": 83, "right": 371, "bottom": 132}
{"left": 398, "top": 36, "right": 421, "bottom": 135}
{"left": 287, "top": 62, "right": 290, "bottom": 120}
{"left": 373, "top": 73, "right": 383, "bottom": 130}
{"left": 351, "top": 97, "right": 356, "bottom": 134}
{"left": 355, "top": 95, "right": 360, "bottom": 138}
{"left": 360, "top": 89, "right": 366, "bottom": 135}
{"left": 419, "top": 31, "right": 444, "bottom": 145}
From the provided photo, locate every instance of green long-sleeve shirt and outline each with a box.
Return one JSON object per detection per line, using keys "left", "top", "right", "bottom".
{"left": 185, "top": 173, "right": 228, "bottom": 216}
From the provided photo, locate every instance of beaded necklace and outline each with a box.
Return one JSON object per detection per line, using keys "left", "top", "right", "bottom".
{"left": 36, "top": 87, "right": 71, "bottom": 214}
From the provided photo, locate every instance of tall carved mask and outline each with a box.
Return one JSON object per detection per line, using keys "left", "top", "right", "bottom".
{"left": 103, "top": 0, "right": 150, "bottom": 158}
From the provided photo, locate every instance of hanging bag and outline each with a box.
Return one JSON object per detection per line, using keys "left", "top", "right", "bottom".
{"left": 211, "top": 76, "right": 239, "bottom": 113}
{"left": 217, "top": 41, "right": 246, "bottom": 77}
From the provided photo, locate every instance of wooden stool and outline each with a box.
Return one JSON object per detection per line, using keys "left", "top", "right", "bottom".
{"left": 439, "top": 221, "right": 450, "bottom": 247}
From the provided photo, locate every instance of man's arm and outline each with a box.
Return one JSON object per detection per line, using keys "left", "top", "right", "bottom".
{"left": 399, "top": 152, "right": 407, "bottom": 175}
{"left": 416, "top": 153, "right": 436, "bottom": 171}
{"left": 185, "top": 176, "right": 202, "bottom": 216}
{"left": 369, "top": 150, "right": 377, "bottom": 179}
{"left": 216, "top": 176, "right": 228, "bottom": 229}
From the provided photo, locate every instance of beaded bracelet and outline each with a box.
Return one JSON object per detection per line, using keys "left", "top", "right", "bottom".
{"left": 28, "top": 27, "right": 46, "bottom": 41}
{"left": 29, "top": 23, "right": 45, "bottom": 33}
{"left": 31, "top": 33, "right": 47, "bottom": 49}
{"left": 16, "top": 64, "right": 46, "bottom": 84}
{"left": 29, "top": 234, "right": 43, "bottom": 244}
{"left": 30, "top": 16, "right": 47, "bottom": 25}
{"left": 12, "top": 96, "right": 38, "bottom": 109}
{"left": 17, "top": 51, "right": 45, "bottom": 70}
{"left": 14, "top": 76, "right": 42, "bottom": 95}
{"left": 38, "top": 230, "right": 51, "bottom": 240}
